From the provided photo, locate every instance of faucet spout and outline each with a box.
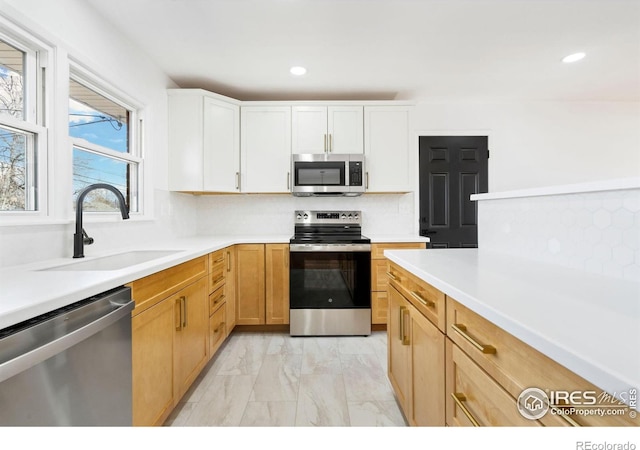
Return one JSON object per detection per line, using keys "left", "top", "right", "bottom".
{"left": 73, "top": 183, "right": 130, "bottom": 258}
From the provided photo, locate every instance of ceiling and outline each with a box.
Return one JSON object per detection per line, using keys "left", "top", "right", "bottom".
{"left": 86, "top": 0, "right": 640, "bottom": 102}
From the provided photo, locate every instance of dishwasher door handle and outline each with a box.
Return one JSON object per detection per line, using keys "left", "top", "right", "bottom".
{"left": 0, "top": 299, "right": 134, "bottom": 384}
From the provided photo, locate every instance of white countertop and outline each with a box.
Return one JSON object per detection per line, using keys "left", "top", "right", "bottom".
{"left": 384, "top": 248, "right": 640, "bottom": 400}
{"left": 0, "top": 233, "right": 426, "bottom": 330}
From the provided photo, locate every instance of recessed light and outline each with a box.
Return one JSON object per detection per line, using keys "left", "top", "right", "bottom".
{"left": 290, "top": 66, "right": 307, "bottom": 76}
{"left": 562, "top": 52, "right": 586, "bottom": 63}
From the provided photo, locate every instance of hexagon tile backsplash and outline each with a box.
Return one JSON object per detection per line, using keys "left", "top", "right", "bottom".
{"left": 477, "top": 187, "right": 640, "bottom": 281}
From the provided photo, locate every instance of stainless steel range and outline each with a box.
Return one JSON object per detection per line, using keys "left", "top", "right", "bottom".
{"left": 289, "top": 210, "right": 371, "bottom": 336}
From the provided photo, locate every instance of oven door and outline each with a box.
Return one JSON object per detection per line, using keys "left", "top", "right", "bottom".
{"left": 289, "top": 243, "right": 371, "bottom": 336}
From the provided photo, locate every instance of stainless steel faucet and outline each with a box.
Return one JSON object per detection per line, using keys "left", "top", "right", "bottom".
{"left": 73, "top": 183, "right": 130, "bottom": 258}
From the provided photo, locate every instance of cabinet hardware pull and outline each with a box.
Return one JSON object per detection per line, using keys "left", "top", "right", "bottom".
{"left": 212, "top": 276, "right": 224, "bottom": 285}
{"left": 235, "top": 172, "right": 240, "bottom": 190}
{"left": 175, "top": 297, "right": 183, "bottom": 331}
{"left": 451, "top": 324, "right": 496, "bottom": 354}
{"left": 399, "top": 306, "right": 405, "bottom": 342}
{"left": 182, "top": 296, "right": 187, "bottom": 328}
{"left": 324, "top": 134, "right": 327, "bottom": 152}
{"left": 214, "top": 256, "right": 224, "bottom": 263}
{"left": 213, "top": 294, "right": 225, "bottom": 305}
{"left": 386, "top": 271, "right": 398, "bottom": 281}
{"left": 365, "top": 172, "right": 369, "bottom": 190}
{"left": 287, "top": 172, "right": 290, "bottom": 190}
{"left": 451, "top": 393, "right": 480, "bottom": 427}
{"left": 399, "top": 306, "right": 410, "bottom": 345}
{"left": 329, "top": 134, "right": 332, "bottom": 152}
{"left": 226, "top": 251, "right": 231, "bottom": 272}
{"left": 410, "top": 290, "right": 433, "bottom": 307}
{"left": 214, "top": 321, "right": 226, "bottom": 334}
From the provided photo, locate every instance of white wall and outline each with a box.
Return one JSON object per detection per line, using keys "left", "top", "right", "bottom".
{"left": 413, "top": 101, "right": 640, "bottom": 192}
{"left": 0, "top": 0, "right": 197, "bottom": 267}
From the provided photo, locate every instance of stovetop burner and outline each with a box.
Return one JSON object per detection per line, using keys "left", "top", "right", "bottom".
{"left": 290, "top": 210, "right": 370, "bottom": 245}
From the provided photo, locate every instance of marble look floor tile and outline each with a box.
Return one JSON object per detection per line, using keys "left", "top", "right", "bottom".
{"left": 347, "top": 401, "right": 407, "bottom": 426}
{"left": 184, "top": 374, "right": 256, "bottom": 426}
{"left": 240, "top": 401, "right": 297, "bottom": 426}
{"left": 215, "top": 336, "right": 269, "bottom": 375}
{"left": 250, "top": 353, "right": 302, "bottom": 402}
{"left": 163, "top": 401, "right": 196, "bottom": 426}
{"left": 337, "top": 336, "right": 376, "bottom": 355}
{"left": 301, "top": 337, "right": 342, "bottom": 375}
{"left": 267, "top": 334, "right": 304, "bottom": 355}
{"left": 295, "top": 374, "right": 350, "bottom": 426}
{"left": 341, "top": 353, "right": 396, "bottom": 402}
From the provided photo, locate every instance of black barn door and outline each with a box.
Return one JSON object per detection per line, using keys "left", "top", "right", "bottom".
{"left": 419, "top": 136, "right": 488, "bottom": 248}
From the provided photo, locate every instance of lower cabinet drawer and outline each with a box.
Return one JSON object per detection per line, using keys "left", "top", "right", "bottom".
{"left": 446, "top": 339, "right": 541, "bottom": 427}
{"left": 209, "top": 285, "right": 226, "bottom": 315}
{"left": 209, "top": 305, "right": 227, "bottom": 357}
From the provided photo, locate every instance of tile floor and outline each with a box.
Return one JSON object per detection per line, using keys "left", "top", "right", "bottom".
{"left": 164, "top": 330, "right": 407, "bottom": 427}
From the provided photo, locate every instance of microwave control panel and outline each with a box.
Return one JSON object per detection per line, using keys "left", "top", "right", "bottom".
{"left": 349, "top": 161, "right": 363, "bottom": 186}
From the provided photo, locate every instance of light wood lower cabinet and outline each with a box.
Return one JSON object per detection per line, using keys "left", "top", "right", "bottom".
{"left": 173, "top": 277, "right": 209, "bottom": 402}
{"left": 371, "top": 242, "right": 426, "bottom": 324}
{"left": 132, "top": 296, "right": 175, "bottom": 427}
{"left": 387, "top": 283, "right": 445, "bottom": 426}
{"left": 224, "top": 246, "right": 237, "bottom": 333}
{"left": 265, "top": 243, "right": 289, "bottom": 325}
{"left": 130, "top": 261, "right": 208, "bottom": 427}
{"left": 236, "top": 243, "right": 289, "bottom": 325}
{"left": 236, "top": 244, "right": 266, "bottom": 324}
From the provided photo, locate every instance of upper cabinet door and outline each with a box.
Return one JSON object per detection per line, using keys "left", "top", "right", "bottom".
{"left": 168, "top": 90, "right": 240, "bottom": 193}
{"left": 241, "top": 106, "right": 292, "bottom": 193}
{"left": 203, "top": 97, "right": 240, "bottom": 192}
{"left": 292, "top": 105, "right": 364, "bottom": 154}
{"left": 328, "top": 106, "right": 363, "bottom": 154}
{"left": 292, "top": 106, "right": 328, "bottom": 154}
{"left": 364, "top": 106, "right": 412, "bottom": 192}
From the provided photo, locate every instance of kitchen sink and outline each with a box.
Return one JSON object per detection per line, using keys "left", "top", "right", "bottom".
{"left": 39, "top": 250, "right": 184, "bottom": 271}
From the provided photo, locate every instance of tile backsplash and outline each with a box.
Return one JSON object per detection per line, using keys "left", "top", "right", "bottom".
{"left": 478, "top": 188, "right": 640, "bottom": 281}
{"left": 196, "top": 193, "right": 416, "bottom": 237}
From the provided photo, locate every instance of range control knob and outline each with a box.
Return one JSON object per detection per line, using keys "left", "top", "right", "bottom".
{"left": 341, "top": 214, "right": 347, "bottom": 219}
{"left": 303, "top": 213, "right": 308, "bottom": 220}
{"left": 296, "top": 213, "right": 302, "bottom": 220}
{"left": 354, "top": 213, "right": 359, "bottom": 219}
{"left": 348, "top": 214, "right": 353, "bottom": 219}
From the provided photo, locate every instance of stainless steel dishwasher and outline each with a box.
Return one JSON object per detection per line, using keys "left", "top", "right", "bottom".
{"left": 0, "top": 286, "right": 134, "bottom": 426}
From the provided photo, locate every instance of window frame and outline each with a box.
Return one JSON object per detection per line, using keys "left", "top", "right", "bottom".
{"left": 68, "top": 63, "right": 145, "bottom": 217}
{"left": 0, "top": 23, "right": 49, "bottom": 218}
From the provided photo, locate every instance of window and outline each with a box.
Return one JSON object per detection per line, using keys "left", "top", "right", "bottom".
{"left": 69, "top": 74, "right": 141, "bottom": 213}
{"left": 0, "top": 36, "right": 44, "bottom": 212}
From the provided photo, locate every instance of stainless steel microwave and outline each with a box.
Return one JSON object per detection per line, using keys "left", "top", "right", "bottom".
{"left": 291, "top": 154, "right": 365, "bottom": 196}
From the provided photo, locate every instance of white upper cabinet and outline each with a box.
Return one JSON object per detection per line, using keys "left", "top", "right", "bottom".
{"left": 240, "top": 106, "right": 292, "bottom": 193}
{"left": 364, "top": 106, "right": 412, "bottom": 192}
{"left": 168, "top": 89, "right": 240, "bottom": 192}
{"left": 292, "top": 106, "right": 363, "bottom": 154}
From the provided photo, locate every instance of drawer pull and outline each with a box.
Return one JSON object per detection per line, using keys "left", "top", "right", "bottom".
{"left": 212, "top": 294, "right": 225, "bottom": 305}
{"left": 451, "top": 323, "right": 496, "bottom": 354}
{"left": 213, "top": 322, "right": 225, "bottom": 333}
{"left": 410, "top": 291, "right": 434, "bottom": 307}
{"left": 451, "top": 393, "right": 480, "bottom": 427}
{"left": 214, "top": 256, "right": 224, "bottom": 263}
{"left": 212, "top": 275, "right": 224, "bottom": 285}
{"left": 386, "top": 271, "right": 398, "bottom": 281}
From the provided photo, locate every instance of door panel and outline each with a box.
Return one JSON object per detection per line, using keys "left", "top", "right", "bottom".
{"left": 419, "top": 136, "right": 488, "bottom": 248}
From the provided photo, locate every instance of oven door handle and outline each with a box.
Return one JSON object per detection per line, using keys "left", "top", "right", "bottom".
{"left": 290, "top": 243, "right": 371, "bottom": 252}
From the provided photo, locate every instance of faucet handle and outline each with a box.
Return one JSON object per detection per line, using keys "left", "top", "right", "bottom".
{"left": 82, "top": 228, "right": 94, "bottom": 245}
